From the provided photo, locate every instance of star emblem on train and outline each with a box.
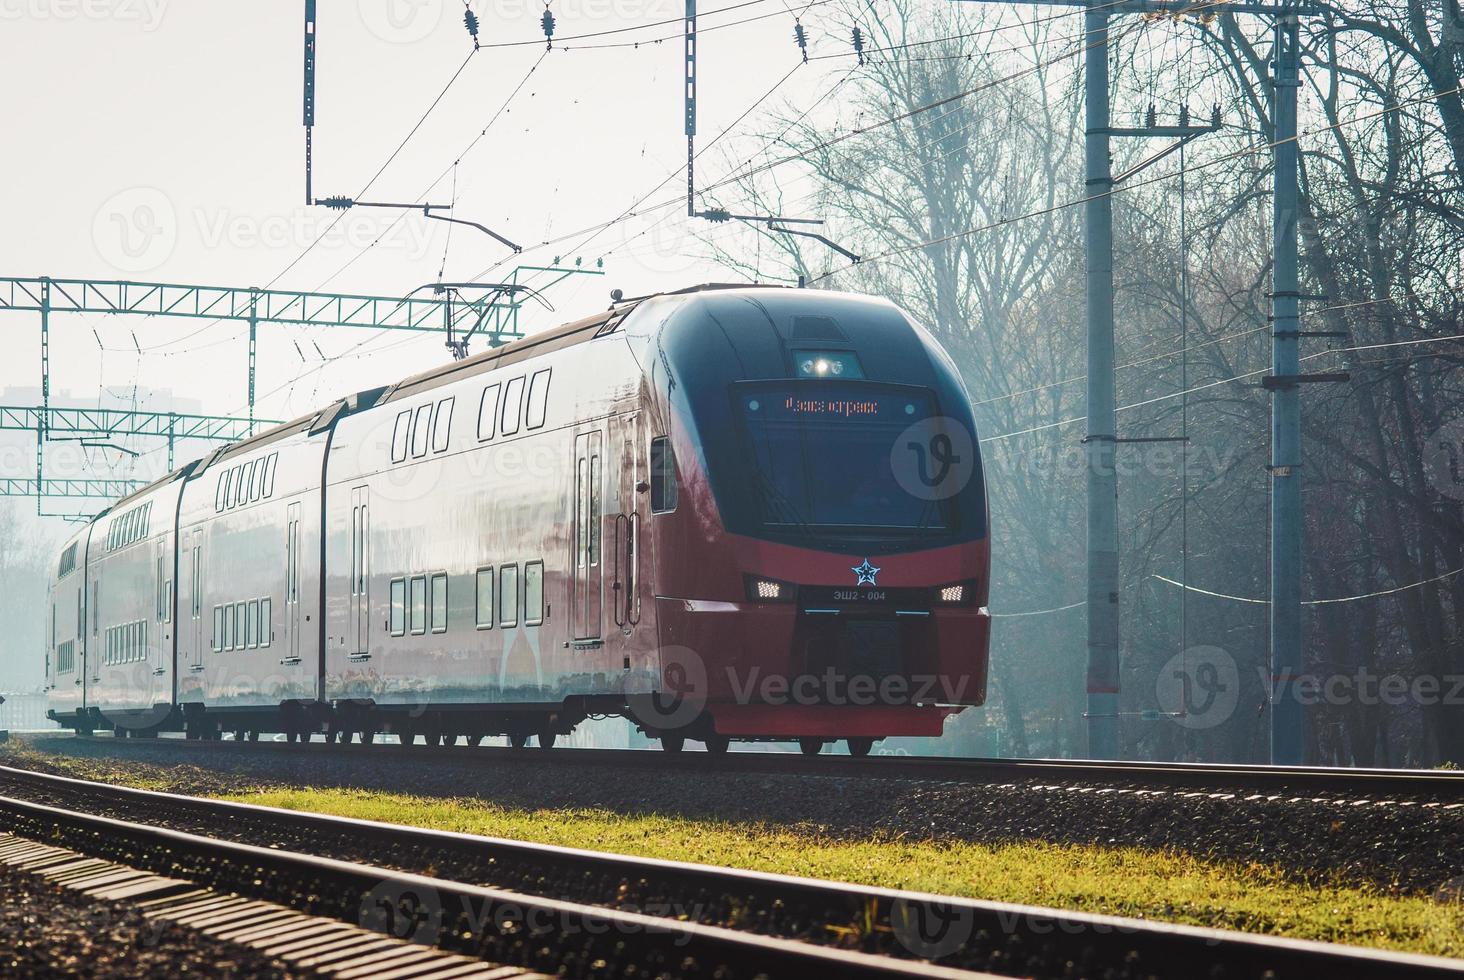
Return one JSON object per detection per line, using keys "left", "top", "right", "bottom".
{"left": 852, "top": 559, "right": 880, "bottom": 586}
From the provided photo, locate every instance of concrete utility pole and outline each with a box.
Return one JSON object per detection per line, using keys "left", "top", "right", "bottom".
{"left": 1267, "top": 10, "right": 1304, "bottom": 764}
{"left": 948, "top": 0, "right": 1317, "bottom": 761}
{"left": 1082, "top": 4, "right": 1120, "bottom": 759}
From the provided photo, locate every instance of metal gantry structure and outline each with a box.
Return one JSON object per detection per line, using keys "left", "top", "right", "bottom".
{"left": 0, "top": 267, "right": 600, "bottom": 516}
{"left": 951, "top": 0, "right": 1319, "bottom": 763}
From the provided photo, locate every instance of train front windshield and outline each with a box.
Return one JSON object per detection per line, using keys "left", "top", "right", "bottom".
{"left": 736, "top": 382, "right": 954, "bottom": 533}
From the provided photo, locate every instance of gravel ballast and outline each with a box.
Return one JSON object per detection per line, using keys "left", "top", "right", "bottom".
{"left": 0, "top": 860, "right": 303, "bottom": 979}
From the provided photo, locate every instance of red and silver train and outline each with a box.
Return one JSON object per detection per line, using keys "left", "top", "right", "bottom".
{"left": 46, "top": 285, "right": 990, "bottom": 755}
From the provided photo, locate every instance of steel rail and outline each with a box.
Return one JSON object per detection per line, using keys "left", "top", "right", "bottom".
{"left": 0, "top": 764, "right": 1460, "bottom": 979}
{"left": 56, "top": 732, "right": 1464, "bottom": 800}
{"left": 0, "top": 784, "right": 981, "bottom": 980}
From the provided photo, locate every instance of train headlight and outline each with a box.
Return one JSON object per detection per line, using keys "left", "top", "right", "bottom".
{"left": 934, "top": 580, "right": 977, "bottom": 605}
{"left": 744, "top": 575, "right": 797, "bottom": 603}
{"left": 793, "top": 351, "right": 863, "bottom": 379}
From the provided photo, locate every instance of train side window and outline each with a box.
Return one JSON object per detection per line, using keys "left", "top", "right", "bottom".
{"left": 214, "top": 474, "right": 225, "bottom": 512}
{"left": 241, "top": 462, "right": 255, "bottom": 503}
{"left": 411, "top": 404, "right": 432, "bottom": 458}
{"left": 212, "top": 606, "right": 222, "bottom": 651}
{"left": 246, "top": 600, "right": 258, "bottom": 648}
{"left": 650, "top": 437, "right": 678, "bottom": 513}
{"left": 223, "top": 467, "right": 236, "bottom": 509}
{"left": 389, "top": 578, "right": 406, "bottom": 636}
{"left": 260, "top": 598, "right": 271, "bottom": 647}
{"left": 430, "top": 572, "right": 448, "bottom": 633}
{"left": 432, "top": 398, "right": 454, "bottom": 453}
{"left": 499, "top": 564, "right": 518, "bottom": 628}
{"left": 475, "top": 567, "right": 493, "bottom": 629}
{"left": 500, "top": 376, "right": 524, "bottom": 436}
{"left": 524, "top": 562, "right": 543, "bottom": 626}
{"left": 235, "top": 601, "right": 246, "bottom": 650}
{"left": 234, "top": 466, "right": 247, "bottom": 507}
{"left": 253, "top": 459, "right": 267, "bottom": 500}
{"left": 391, "top": 410, "right": 411, "bottom": 463}
{"left": 477, "top": 384, "right": 500, "bottom": 441}
{"left": 222, "top": 604, "right": 232, "bottom": 651}
{"left": 410, "top": 575, "right": 427, "bottom": 635}
{"left": 264, "top": 453, "right": 278, "bottom": 497}
{"left": 526, "top": 369, "right": 551, "bottom": 429}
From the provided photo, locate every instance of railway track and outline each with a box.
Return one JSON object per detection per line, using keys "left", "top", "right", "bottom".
{"left": 60, "top": 731, "right": 1464, "bottom": 801}
{"left": 0, "top": 763, "right": 1460, "bottom": 979}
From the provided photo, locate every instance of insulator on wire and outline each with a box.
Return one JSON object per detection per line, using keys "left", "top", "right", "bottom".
{"left": 851, "top": 25, "right": 864, "bottom": 65}
{"left": 793, "top": 21, "right": 808, "bottom": 63}
{"left": 463, "top": 3, "right": 480, "bottom": 50}
{"left": 542, "top": 5, "right": 556, "bottom": 49}
{"left": 318, "top": 195, "right": 355, "bottom": 210}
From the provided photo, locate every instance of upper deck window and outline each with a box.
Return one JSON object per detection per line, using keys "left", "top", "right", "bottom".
{"left": 391, "top": 410, "right": 411, "bottom": 463}
{"left": 500, "top": 376, "right": 524, "bottom": 437}
{"left": 526, "top": 369, "right": 551, "bottom": 429}
{"left": 477, "top": 384, "right": 500, "bottom": 441}
{"left": 411, "top": 404, "right": 432, "bottom": 458}
{"left": 432, "top": 398, "right": 454, "bottom": 453}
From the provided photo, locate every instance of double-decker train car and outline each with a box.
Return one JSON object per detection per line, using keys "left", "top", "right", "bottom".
{"left": 46, "top": 285, "right": 991, "bottom": 754}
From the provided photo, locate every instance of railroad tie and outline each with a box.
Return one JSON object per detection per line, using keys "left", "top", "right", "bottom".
{"left": 0, "top": 833, "right": 544, "bottom": 980}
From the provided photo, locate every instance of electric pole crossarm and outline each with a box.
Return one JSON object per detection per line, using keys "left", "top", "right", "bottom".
{"left": 0, "top": 406, "right": 270, "bottom": 442}
{"left": 0, "top": 277, "right": 524, "bottom": 341}
{"left": 0, "top": 478, "right": 147, "bottom": 499}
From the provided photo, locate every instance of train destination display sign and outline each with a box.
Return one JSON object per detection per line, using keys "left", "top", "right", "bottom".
{"left": 740, "top": 384, "right": 935, "bottom": 425}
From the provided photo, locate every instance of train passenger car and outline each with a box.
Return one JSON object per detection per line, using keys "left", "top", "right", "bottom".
{"left": 44, "top": 527, "right": 91, "bottom": 729}
{"left": 320, "top": 310, "right": 659, "bottom": 746}
{"left": 47, "top": 285, "right": 991, "bottom": 755}
{"left": 173, "top": 407, "right": 339, "bottom": 739}
{"left": 84, "top": 472, "right": 186, "bottom": 735}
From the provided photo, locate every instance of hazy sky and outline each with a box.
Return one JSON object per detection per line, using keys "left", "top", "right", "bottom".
{"left": 1, "top": 0, "right": 877, "bottom": 485}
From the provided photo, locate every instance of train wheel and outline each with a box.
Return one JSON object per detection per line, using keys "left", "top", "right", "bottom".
{"left": 538, "top": 730, "right": 557, "bottom": 750}
{"left": 704, "top": 735, "right": 730, "bottom": 755}
{"left": 846, "top": 737, "right": 874, "bottom": 757}
{"left": 509, "top": 732, "right": 529, "bottom": 749}
{"left": 799, "top": 738, "right": 824, "bottom": 756}
{"left": 661, "top": 735, "right": 684, "bottom": 753}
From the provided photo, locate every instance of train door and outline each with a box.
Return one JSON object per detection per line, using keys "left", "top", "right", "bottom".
{"left": 572, "top": 430, "right": 604, "bottom": 642}
{"left": 611, "top": 414, "right": 642, "bottom": 635}
{"left": 285, "top": 502, "right": 302, "bottom": 663}
{"left": 187, "top": 529, "right": 204, "bottom": 670}
{"left": 350, "top": 486, "right": 369, "bottom": 655}
{"left": 153, "top": 537, "right": 169, "bottom": 681}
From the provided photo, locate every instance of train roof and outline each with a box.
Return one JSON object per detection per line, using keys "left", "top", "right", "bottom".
{"left": 87, "top": 283, "right": 801, "bottom": 520}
